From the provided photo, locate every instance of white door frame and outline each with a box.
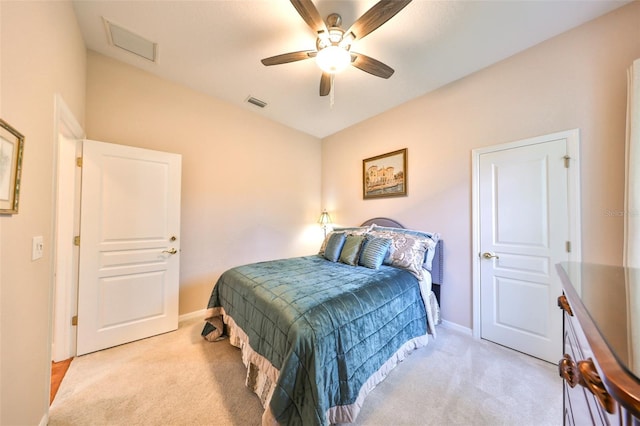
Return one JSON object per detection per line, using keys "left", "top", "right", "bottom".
{"left": 51, "top": 94, "right": 85, "bottom": 361}
{"left": 471, "top": 129, "right": 582, "bottom": 339}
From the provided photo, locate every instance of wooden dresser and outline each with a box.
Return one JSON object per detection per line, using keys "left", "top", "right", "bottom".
{"left": 557, "top": 263, "right": 640, "bottom": 425}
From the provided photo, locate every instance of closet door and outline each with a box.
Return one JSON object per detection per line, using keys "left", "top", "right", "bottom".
{"left": 478, "top": 137, "right": 570, "bottom": 363}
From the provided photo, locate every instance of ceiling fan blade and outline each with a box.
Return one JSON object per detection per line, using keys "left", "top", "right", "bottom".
{"left": 261, "top": 50, "right": 316, "bottom": 66}
{"left": 319, "top": 73, "right": 331, "bottom": 96}
{"left": 290, "top": 0, "right": 328, "bottom": 34}
{"left": 351, "top": 53, "right": 394, "bottom": 79}
{"left": 346, "top": 0, "right": 412, "bottom": 41}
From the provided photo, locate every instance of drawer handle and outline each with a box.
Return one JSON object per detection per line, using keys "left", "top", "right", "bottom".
{"left": 578, "top": 358, "right": 616, "bottom": 415}
{"left": 559, "top": 354, "right": 616, "bottom": 414}
{"left": 558, "top": 354, "right": 580, "bottom": 387}
{"left": 557, "top": 295, "right": 573, "bottom": 316}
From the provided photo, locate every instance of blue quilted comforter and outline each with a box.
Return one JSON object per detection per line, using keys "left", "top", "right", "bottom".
{"left": 203, "top": 255, "right": 428, "bottom": 425}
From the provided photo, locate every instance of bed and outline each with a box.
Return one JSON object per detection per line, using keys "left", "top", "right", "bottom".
{"left": 202, "top": 218, "right": 443, "bottom": 425}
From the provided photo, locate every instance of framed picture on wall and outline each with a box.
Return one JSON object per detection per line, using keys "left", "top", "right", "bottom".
{"left": 0, "top": 119, "right": 25, "bottom": 214}
{"left": 362, "top": 148, "right": 407, "bottom": 199}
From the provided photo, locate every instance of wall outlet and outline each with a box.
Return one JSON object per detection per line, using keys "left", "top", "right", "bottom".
{"left": 32, "top": 236, "right": 44, "bottom": 260}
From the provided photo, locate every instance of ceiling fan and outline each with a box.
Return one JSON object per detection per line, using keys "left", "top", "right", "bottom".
{"left": 261, "top": 0, "right": 412, "bottom": 96}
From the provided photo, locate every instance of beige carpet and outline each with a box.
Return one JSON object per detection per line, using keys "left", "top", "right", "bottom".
{"left": 49, "top": 319, "right": 562, "bottom": 426}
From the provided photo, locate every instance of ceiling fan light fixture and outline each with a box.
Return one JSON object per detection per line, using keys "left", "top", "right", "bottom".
{"left": 316, "top": 46, "right": 351, "bottom": 74}
{"left": 339, "top": 32, "right": 355, "bottom": 49}
{"left": 328, "top": 28, "right": 343, "bottom": 43}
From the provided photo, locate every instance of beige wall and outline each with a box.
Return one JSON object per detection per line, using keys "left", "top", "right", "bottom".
{"left": 1, "top": 2, "right": 638, "bottom": 424}
{"left": 0, "top": 1, "right": 86, "bottom": 424}
{"left": 322, "top": 3, "right": 640, "bottom": 329}
{"left": 85, "top": 52, "right": 322, "bottom": 315}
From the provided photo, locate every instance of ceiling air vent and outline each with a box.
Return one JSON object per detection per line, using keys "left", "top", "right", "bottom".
{"left": 246, "top": 96, "right": 268, "bottom": 109}
{"left": 104, "top": 18, "right": 157, "bottom": 62}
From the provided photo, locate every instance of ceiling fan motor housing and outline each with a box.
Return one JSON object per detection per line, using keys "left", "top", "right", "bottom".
{"left": 316, "top": 14, "right": 352, "bottom": 52}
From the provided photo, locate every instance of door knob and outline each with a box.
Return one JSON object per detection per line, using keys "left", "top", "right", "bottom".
{"left": 162, "top": 248, "right": 178, "bottom": 255}
{"left": 482, "top": 252, "right": 499, "bottom": 260}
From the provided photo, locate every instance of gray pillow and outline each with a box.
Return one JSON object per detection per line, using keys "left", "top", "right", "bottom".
{"left": 359, "top": 236, "right": 391, "bottom": 269}
{"left": 339, "top": 235, "right": 366, "bottom": 266}
{"left": 323, "top": 232, "right": 346, "bottom": 262}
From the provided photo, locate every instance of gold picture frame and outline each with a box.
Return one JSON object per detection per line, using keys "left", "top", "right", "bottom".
{"left": 0, "top": 119, "right": 25, "bottom": 214}
{"left": 363, "top": 148, "right": 407, "bottom": 199}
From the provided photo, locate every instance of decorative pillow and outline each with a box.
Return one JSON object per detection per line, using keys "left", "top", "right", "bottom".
{"left": 318, "top": 232, "right": 333, "bottom": 255}
{"left": 319, "top": 227, "right": 369, "bottom": 255}
{"left": 367, "top": 228, "right": 438, "bottom": 280}
{"left": 369, "top": 225, "right": 439, "bottom": 270}
{"left": 369, "top": 224, "right": 437, "bottom": 237}
{"left": 358, "top": 236, "right": 391, "bottom": 269}
{"left": 323, "top": 232, "right": 346, "bottom": 262}
{"left": 339, "top": 235, "right": 366, "bottom": 266}
{"left": 332, "top": 226, "right": 370, "bottom": 235}
{"left": 388, "top": 234, "right": 431, "bottom": 279}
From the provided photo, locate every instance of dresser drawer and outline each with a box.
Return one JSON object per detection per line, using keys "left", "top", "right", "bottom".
{"left": 557, "top": 264, "right": 640, "bottom": 426}
{"left": 562, "top": 309, "right": 621, "bottom": 425}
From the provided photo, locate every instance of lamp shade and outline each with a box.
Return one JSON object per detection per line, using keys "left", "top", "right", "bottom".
{"left": 318, "top": 210, "right": 332, "bottom": 225}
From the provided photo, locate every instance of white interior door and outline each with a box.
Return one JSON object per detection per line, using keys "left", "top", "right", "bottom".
{"left": 478, "top": 137, "right": 570, "bottom": 363}
{"left": 77, "top": 139, "right": 181, "bottom": 355}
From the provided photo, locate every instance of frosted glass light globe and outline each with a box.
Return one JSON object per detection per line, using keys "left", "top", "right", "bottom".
{"left": 316, "top": 46, "right": 350, "bottom": 74}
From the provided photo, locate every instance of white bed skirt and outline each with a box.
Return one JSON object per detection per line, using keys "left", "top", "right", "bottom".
{"left": 212, "top": 290, "right": 441, "bottom": 425}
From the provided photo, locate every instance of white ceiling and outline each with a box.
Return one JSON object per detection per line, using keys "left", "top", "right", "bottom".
{"left": 72, "top": 0, "right": 629, "bottom": 139}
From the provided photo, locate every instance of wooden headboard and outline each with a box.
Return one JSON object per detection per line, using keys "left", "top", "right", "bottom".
{"left": 360, "top": 217, "right": 443, "bottom": 304}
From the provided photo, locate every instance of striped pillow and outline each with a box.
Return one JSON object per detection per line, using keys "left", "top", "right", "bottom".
{"left": 358, "top": 237, "right": 391, "bottom": 269}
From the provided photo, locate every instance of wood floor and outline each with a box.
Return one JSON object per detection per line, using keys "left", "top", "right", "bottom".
{"left": 50, "top": 358, "right": 72, "bottom": 405}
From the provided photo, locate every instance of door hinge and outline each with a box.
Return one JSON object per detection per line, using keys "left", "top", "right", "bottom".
{"left": 563, "top": 155, "right": 571, "bottom": 168}
{"left": 73, "top": 236, "right": 80, "bottom": 246}
{"left": 76, "top": 157, "right": 83, "bottom": 167}
{"left": 566, "top": 241, "right": 571, "bottom": 253}
{"left": 71, "top": 315, "right": 78, "bottom": 326}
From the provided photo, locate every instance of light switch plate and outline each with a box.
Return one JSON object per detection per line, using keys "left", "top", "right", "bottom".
{"left": 32, "top": 236, "right": 44, "bottom": 260}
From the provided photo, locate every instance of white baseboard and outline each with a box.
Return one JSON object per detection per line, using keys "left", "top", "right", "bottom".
{"left": 440, "top": 319, "right": 473, "bottom": 336}
{"left": 179, "top": 309, "right": 206, "bottom": 324}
